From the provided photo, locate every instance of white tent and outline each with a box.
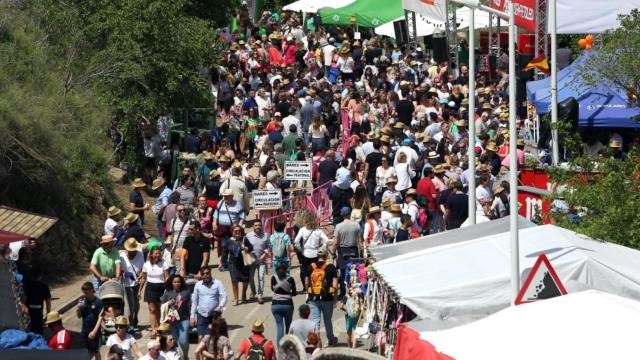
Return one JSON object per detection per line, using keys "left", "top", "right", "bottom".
{"left": 373, "top": 224, "right": 640, "bottom": 329}
{"left": 374, "top": 8, "right": 490, "bottom": 38}
{"left": 553, "top": 0, "right": 640, "bottom": 34}
{"left": 282, "top": 0, "right": 356, "bottom": 14}
{"left": 420, "top": 290, "right": 640, "bottom": 360}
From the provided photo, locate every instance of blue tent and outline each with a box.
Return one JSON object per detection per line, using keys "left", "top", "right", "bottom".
{"left": 526, "top": 52, "right": 640, "bottom": 128}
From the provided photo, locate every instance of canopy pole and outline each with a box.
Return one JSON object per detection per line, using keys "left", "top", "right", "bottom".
{"left": 508, "top": 2, "right": 520, "bottom": 304}
{"left": 467, "top": 9, "right": 476, "bottom": 225}
{"left": 550, "top": 0, "right": 559, "bottom": 165}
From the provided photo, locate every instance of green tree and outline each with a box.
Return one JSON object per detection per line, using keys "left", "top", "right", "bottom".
{"left": 547, "top": 152, "right": 640, "bottom": 249}
{"left": 579, "top": 9, "right": 640, "bottom": 96}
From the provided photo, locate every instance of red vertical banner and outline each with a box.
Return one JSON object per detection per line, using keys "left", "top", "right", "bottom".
{"left": 490, "top": 0, "right": 537, "bottom": 33}
{"left": 341, "top": 109, "right": 351, "bottom": 157}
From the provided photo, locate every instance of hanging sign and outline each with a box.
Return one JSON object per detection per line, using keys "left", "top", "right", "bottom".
{"left": 252, "top": 190, "right": 283, "bottom": 210}
{"left": 490, "top": 0, "right": 537, "bottom": 33}
{"left": 284, "top": 161, "right": 312, "bottom": 181}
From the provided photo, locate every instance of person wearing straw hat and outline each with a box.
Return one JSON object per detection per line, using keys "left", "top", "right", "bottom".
{"left": 129, "top": 178, "right": 149, "bottom": 226}
{"left": 105, "top": 316, "right": 143, "bottom": 360}
{"left": 235, "top": 320, "right": 275, "bottom": 360}
{"left": 381, "top": 176, "right": 402, "bottom": 205}
{"left": 122, "top": 212, "right": 145, "bottom": 245}
{"left": 120, "top": 238, "right": 144, "bottom": 330}
{"left": 213, "top": 188, "right": 246, "bottom": 272}
{"left": 90, "top": 235, "right": 122, "bottom": 291}
{"left": 152, "top": 178, "right": 172, "bottom": 241}
{"left": 45, "top": 311, "right": 71, "bottom": 350}
{"left": 502, "top": 138, "right": 526, "bottom": 169}
{"left": 379, "top": 197, "right": 393, "bottom": 230}
{"left": 490, "top": 184, "right": 509, "bottom": 219}
{"left": 363, "top": 206, "right": 383, "bottom": 247}
{"left": 336, "top": 46, "right": 354, "bottom": 83}
{"left": 105, "top": 205, "right": 122, "bottom": 237}
{"left": 401, "top": 189, "right": 423, "bottom": 235}
{"left": 609, "top": 139, "right": 626, "bottom": 160}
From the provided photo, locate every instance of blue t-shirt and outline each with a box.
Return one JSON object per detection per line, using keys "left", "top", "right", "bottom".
{"left": 269, "top": 232, "right": 292, "bottom": 262}
{"left": 80, "top": 296, "right": 103, "bottom": 334}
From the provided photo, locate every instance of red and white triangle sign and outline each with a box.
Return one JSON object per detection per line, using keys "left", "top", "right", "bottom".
{"left": 515, "top": 254, "right": 568, "bottom": 305}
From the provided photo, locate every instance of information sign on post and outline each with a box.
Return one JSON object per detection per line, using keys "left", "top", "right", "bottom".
{"left": 252, "top": 190, "right": 283, "bottom": 210}
{"left": 284, "top": 161, "right": 312, "bottom": 181}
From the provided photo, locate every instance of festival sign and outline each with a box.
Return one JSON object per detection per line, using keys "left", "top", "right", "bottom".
{"left": 252, "top": 190, "right": 283, "bottom": 210}
{"left": 284, "top": 161, "right": 312, "bottom": 181}
{"left": 490, "top": 0, "right": 536, "bottom": 33}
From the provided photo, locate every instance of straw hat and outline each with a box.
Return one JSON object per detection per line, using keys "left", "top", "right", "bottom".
{"left": 390, "top": 204, "right": 402, "bottom": 214}
{"left": 381, "top": 198, "right": 392, "bottom": 208}
{"left": 222, "top": 188, "right": 234, "bottom": 196}
{"left": 517, "top": 138, "right": 525, "bottom": 146}
{"left": 386, "top": 176, "right": 398, "bottom": 185}
{"left": 433, "top": 164, "right": 446, "bottom": 174}
{"left": 151, "top": 178, "right": 165, "bottom": 191}
{"left": 393, "top": 122, "right": 405, "bottom": 129}
{"left": 124, "top": 238, "right": 139, "bottom": 252}
{"left": 367, "top": 131, "right": 378, "bottom": 140}
{"left": 125, "top": 212, "right": 139, "bottom": 224}
{"left": 209, "top": 169, "right": 220, "bottom": 178}
{"left": 132, "top": 178, "right": 146, "bottom": 188}
{"left": 499, "top": 113, "right": 509, "bottom": 122}
{"left": 339, "top": 46, "right": 350, "bottom": 54}
{"left": 477, "top": 88, "right": 486, "bottom": 95}
{"left": 461, "top": 98, "right": 470, "bottom": 106}
{"left": 251, "top": 320, "right": 265, "bottom": 333}
{"left": 115, "top": 316, "right": 129, "bottom": 327}
{"left": 100, "top": 235, "right": 113, "bottom": 244}
{"left": 107, "top": 206, "right": 121, "bottom": 217}
{"left": 368, "top": 206, "right": 381, "bottom": 215}
{"left": 158, "top": 322, "right": 171, "bottom": 332}
{"left": 203, "top": 153, "right": 214, "bottom": 160}
{"left": 493, "top": 184, "right": 505, "bottom": 194}
{"left": 230, "top": 43, "right": 240, "bottom": 51}
{"left": 485, "top": 142, "right": 498, "bottom": 152}
{"left": 353, "top": 40, "right": 361, "bottom": 47}
{"left": 609, "top": 139, "right": 622, "bottom": 148}
{"left": 381, "top": 126, "right": 393, "bottom": 135}
{"left": 482, "top": 103, "right": 493, "bottom": 110}
{"left": 405, "top": 188, "right": 417, "bottom": 196}
{"left": 44, "top": 311, "right": 62, "bottom": 325}
{"left": 218, "top": 155, "right": 229, "bottom": 162}
{"left": 232, "top": 161, "right": 243, "bottom": 169}
{"left": 428, "top": 151, "right": 439, "bottom": 159}
{"left": 456, "top": 119, "right": 467, "bottom": 127}
{"left": 380, "top": 135, "right": 390, "bottom": 143}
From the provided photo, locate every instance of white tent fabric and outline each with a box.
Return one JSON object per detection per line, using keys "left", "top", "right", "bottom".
{"left": 374, "top": 8, "right": 490, "bottom": 38}
{"left": 282, "top": 0, "right": 355, "bottom": 14}
{"left": 421, "top": 290, "right": 640, "bottom": 360}
{"left": 553, "top": 0, "right": 640, "bottom": 33}
{"left": 373, "top": 224, "right": 640, "bottom": 329}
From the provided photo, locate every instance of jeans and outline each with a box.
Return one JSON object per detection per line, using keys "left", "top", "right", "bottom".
{"left": 249, "top": 262, "right": 266, "bottom": 298}
{"left": 311, "top": 138, "right": 327, "bottom": 153}
{"left": 156, "top": 218, "right": 165, "bottom": 241}
{"left": 271, "top": 303, "right": 294, "bottom": 344}
{"left": 309, "top": 300, "right": 335, "bottom": 342}
{"left": 228, "top": 130, "right": 240, "bottom": 155}
{"left": 171, "top": 319, "right": 190, "bottom": 359}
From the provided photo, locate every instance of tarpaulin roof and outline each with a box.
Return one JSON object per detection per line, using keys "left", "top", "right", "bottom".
{"left": 375, "top": 8, "right": 491, "bottom": 38}
{"left": 421, "top": 290, "right": 640, "bottom": 360}
{"left": 369, "top": 216, "right": 535, "bottom": 262}
{"left": 319, "top": 0, "right": 404, "bottom": 28}
{"left": 282, "top": 0, "right": 355, "bottom": 14}
{"left": 526, "top": 51, "right": 640, "bottom": 128}
{"left": 373, "top": 224, "right": 640, "bottom": 329}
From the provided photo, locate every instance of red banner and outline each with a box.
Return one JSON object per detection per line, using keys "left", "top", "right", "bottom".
{"left": 490, "top": 0, "right": 536, "bottom": 33}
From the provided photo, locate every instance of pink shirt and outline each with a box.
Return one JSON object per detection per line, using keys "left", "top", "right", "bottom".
{"left": 501, "top": 149, "right": 525, "bottom": 168}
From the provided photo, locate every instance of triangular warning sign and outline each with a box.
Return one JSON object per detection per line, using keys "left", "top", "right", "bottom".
{"left": 515, "top": 254, "right": 568, "bottom": 305}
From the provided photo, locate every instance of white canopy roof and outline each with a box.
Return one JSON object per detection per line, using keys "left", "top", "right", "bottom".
{"left": 282, "top": 0, "right": 356, "bottom": 14}
{"left": 421, "top": 290, "right": 640, "bottom": 360}
{"left": 373, "top": 224, "right": 640, "bottom": 329}
{"left": 374, "top": 8, "right": 490, "bottom": 38}
{"left": 553, "top": 0, "right": 640, "bottom": 33}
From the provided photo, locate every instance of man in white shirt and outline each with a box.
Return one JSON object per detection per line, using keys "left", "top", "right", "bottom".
{"left": 282, "top": 114, "right": 302, "bottom": 137}
{"left": 255, "top": 87, "right": 272, "bottom": 122}
{"left": 475, "top": 173, "right": 492, "bottom": 209}
{"left": 401, "top": 189, "right": 422, "bottom": 234}
{"left": 104, "top": 206, "right": 121, "bottom": 236}
{"left": 361, "top": 131, "right": 377, "bottom": 157}
{"left": 120, "top": 238, "right": 144, "bottom": 328}
{"left": 322, "top": 38, "right": 336, "bottom": 74}
{"left": 393, "top": 138, "right": 419, "bottom": 168}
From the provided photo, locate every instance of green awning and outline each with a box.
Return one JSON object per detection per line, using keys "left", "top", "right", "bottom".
{"left": 319, "top": 0, "right": 404, "bottom": 28}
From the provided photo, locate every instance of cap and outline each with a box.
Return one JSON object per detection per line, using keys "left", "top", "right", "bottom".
{"left": 340, "top": 207, "right": 352, "bottom": 217}
{"left": 274, "top": 112, "right": 282, "bottom": 117}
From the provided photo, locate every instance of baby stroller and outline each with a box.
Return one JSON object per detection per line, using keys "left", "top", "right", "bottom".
{"left": 98, "top": 280, "right": 125, "bottom": 343}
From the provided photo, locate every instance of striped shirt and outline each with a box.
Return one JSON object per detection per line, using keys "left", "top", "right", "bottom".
{"left": 213, "top": 200, "right": 245, "bottom": 226}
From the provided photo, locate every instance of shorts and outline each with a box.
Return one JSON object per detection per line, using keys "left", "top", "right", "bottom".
{"left": 83, "top": 333, "right": 100, "bottom": 354}
{"left": 144, "top": 282, "right": 165, "bottom": 303}
{"left": 145, "top": 156, "right": 156, "bottom": 168}
{"left": 196, "top": 313, "right": 218, "bottom": 336}
{"left": 345, "top": 315, "right": 358, "bottom": 333}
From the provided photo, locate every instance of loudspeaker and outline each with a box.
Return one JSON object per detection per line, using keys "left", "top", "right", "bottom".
{"left": 393, "top": 20, "right": 408, "bottom": 46}
{"left": 431, "top": 36, "right": 448, "bottom": 64}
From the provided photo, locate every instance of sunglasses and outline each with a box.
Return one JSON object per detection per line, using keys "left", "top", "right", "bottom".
{"left": 177, "top": 209, "right": 185, "bottom": 212}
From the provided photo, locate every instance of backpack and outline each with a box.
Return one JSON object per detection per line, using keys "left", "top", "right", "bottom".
{"left": 310, "top": 262, "right": 329, "bottom": 296}
{"left": 113, "top": 227, "right": 127, "bottom": 249}
{"left": 247, "top": 337, "right": 267, "bottom": 360}
{"left": 410, "top": 203, "right": 428, "bottom": 229}
{"left": 271, "top": 233, "right": 286, "bottom": 258}
{"left": 346, "top": 295, "right": 362, "bottom": 319}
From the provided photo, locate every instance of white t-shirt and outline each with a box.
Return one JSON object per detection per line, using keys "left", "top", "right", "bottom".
{"left": 363, "top": 219, "right": 382, "bottom": 246}
{"left": 337, "top": 56, "right": 354, "bottom": 73}
{"left": 106, "top": 334, "right": 137, "bottom": 360}
{"left": 309, "top": 125, "right": 328, "bottom": 139}
{"left": 104, "top": 218, "right": 118, "bottom": 237}
{"left": 476, "top": 185, "right": 492, "bottom": 207}
{"left": 294, "top": 227, "right": 329, "bottom": 258}
{"left": 282, "top": 115, "right": 301, "bottom": 137}
{"left": 394, "top": 163, "right": 415, "bottom": 191}
{"left": 322, "top": 44, "right": 336, "bottom": 66}
{"left": 119, "top": 251, "right": 145, "bottom": 287}
{"left": 142, "top": 261, "right": 168, "bottom": 284}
